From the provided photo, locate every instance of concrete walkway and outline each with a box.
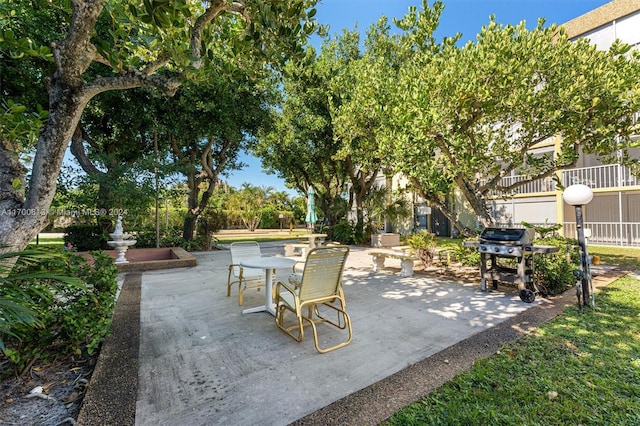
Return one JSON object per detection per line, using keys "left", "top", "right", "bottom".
{"left": 77, "top": 242, "right": 625, "bottom": 425}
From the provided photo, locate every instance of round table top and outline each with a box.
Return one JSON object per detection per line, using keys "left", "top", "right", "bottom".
{"left": 240, "top": 256, "right": 296, "bottom": 270}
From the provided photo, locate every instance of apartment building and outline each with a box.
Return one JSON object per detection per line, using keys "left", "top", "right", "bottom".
{"left": 374, "top": 0, "right": 640, "bottom": 246}
{"left": 488, "top": 0, "right": 640, "bottom": 246}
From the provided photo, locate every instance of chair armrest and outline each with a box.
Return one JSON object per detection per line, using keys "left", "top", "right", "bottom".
{"left": 275, "top": 279, "right": 298, "bottom": 300}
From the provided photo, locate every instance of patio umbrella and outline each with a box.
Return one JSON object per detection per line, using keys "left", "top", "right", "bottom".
{"left": 305, "top": 186, "right": 318, "bottom": 231}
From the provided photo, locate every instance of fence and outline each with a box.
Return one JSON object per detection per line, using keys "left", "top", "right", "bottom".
{"left": 562, "top": 164, "right": 638, "bottom": 189}
{"left": 562, "top": 222, "right": 640, "bottom": 247}
{"left": 489, "top": 164, "right": 637, "bottom": 196}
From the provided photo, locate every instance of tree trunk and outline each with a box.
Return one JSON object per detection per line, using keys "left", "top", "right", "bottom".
{"left": 455, "top": 175, "right": 494, "bottom": 228}
{"left": 0, "top": 84, "right": 88, "bottom": 251}
{"left": 183, "top": 215, "right": 197, "bottom": 242}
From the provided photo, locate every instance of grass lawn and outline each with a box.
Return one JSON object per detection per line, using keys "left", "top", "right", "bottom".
{"left": 589, "top": 244, "right": 640, "bottom": 269}
{"left": 385, "top": 274, "right": 640, "bottom": 425}
{"left": 28, "top": 233, "right": 65, "bottom": 249}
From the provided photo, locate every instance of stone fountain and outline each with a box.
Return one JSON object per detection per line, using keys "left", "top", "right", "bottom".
{"left": 107, "top": 215, "right": 137, "bottom": 264}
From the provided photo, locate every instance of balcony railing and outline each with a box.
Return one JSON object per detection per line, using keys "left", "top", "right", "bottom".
{"left": 562, "top": 164, "right": 638, "bottom": 189}
{"left": 563, "top": 222, "right": 640, "bottom": 247}
{"left": 488, "top": 163, "right": 637, "bottom": 196}
{"left": 490, "top": 175, "right": 556, "bottom": 195}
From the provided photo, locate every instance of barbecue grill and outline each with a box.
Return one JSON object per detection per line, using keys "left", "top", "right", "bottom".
{"left": 478, "top": 227, "right": 535, "bottom": 257}
{"left": 464, "top": 227, "right": 558, "bottom": 303}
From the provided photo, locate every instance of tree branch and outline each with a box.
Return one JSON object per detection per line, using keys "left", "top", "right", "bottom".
{"left": 190, "top": 0, "right": 248, "bottom": 69}
{"left": 82, "top": 71, "right": 181, "bottom": 99}
{"left": 69, "top": 126, "right": 103, "bottom": 176}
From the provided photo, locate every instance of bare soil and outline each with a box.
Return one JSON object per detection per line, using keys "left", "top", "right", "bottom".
{"left": 0, "top": 356, "right": 95, "bottom": 426}
{"left": 419, "top": 264, "right": 479, "bottom": 283}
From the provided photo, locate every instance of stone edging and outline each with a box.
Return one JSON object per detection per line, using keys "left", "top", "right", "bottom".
{"left": 76, "top": 272, "right": 141, "bottom": 426}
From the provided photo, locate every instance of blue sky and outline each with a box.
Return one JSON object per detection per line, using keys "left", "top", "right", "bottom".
{"left": 224, "top": 0, "right": 612, "bottom": 195}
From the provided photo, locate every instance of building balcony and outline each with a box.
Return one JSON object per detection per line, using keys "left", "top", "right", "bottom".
{"left": 489, "top": 163, "right": 638, "bottom": 196}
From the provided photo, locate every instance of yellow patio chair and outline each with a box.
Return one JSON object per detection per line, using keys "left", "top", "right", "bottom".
{"left": 227, "top": 241, "right": 264, "bottom": 305}
{"left": 274, "top": 245, "right": 351, "bottom": 353}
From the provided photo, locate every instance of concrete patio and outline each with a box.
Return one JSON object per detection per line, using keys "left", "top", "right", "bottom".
{"left": 79, "top": 241, "right": 624, "bottom": 425}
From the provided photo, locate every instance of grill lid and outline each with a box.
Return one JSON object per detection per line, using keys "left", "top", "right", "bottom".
{"left": 479, "top": 227, "right": 535, "bottom": 244}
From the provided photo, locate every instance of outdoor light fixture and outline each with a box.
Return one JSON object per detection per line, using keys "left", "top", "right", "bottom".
{"left": 563, "top": 184, "right": 594, "bottom": 309}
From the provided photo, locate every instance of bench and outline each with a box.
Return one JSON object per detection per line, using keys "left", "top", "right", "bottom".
{"left": 391, "top": 245, "right": 412, "bottom": 252}
{"left": 370, "top": 251, "right": 419, "bottom": 277}
{"left": 284, "top": 243, "right": 309, "bottom": 257}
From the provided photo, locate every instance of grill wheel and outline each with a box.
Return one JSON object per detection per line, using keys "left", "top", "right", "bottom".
{"left": 519, "top": 289, "right": 536, "bottom": 303}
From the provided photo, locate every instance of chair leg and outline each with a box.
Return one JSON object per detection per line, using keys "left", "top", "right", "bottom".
{"left": 275, "top": 304, "right": 305, "bottom": 343}
{"left": 314, "top": 301, "right": 348, "bottom": 330}
{"left": 227, "top": 268, "right": 233, "bottom": 297}
{"left": 308, "top": 303, "right": 353, "bottom": 353}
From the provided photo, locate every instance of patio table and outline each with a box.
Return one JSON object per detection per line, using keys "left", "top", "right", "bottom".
{"left": 240, "top": 256, "right": 296, "bottom": 315}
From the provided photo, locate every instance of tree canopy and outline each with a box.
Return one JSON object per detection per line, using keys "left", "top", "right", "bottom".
{"left": 384, "top": 2, "right": 640, "bottom": 234}
{"left": 1, "top": 0, "right": 321, "bottom": 251}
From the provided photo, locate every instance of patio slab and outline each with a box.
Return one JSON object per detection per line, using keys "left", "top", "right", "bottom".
{"left": 131, "top": 243, "right": 537, "bottom": 425}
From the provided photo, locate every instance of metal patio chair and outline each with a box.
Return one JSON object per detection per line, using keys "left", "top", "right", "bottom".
{"left": 274, "top": 245, "right": 351, "bottom": 353}
{"left": 227, "top": 241, "right": 264, "bottom": 305}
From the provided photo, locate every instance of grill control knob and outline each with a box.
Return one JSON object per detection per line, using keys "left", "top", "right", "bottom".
{"left": 508, "top": 248, "right": 514, "bottom": 253}
{"left": 480, "top": 245, "right": 487, "bottom": 251}
{"left": 494, "top": 247, "right": 500, "bottom": 252}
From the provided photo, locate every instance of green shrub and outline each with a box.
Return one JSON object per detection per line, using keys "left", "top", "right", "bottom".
{"left": 197, "top": 208, "right": 226, "bottom": 250}
{"left": 132, "top": 225, "right": 157, "bottom": 248}
{"left": 63, "top": 224, "right": 107, "bottom": 251}
{"left": 328, "top": 220, "right": 355, "bottom": 245}
{"left": 134, "top": 224, "right": 209, "bottom": 252}
{"left": 452, "top": 240, "right": 481, "bottom": 267}
{"left": 2, "top": 249, "right": 118, "bottom": 373}
{"left": 533, "top": 236, "right": 580, "bottom": 296}
{"left": 258, "top": 205, "right": 280, "bottom": 229}
{"left": 408, "top": 230, "right": 437, "bottom": 266}
{"left": 134, "top": 225, "right": 181, "bottom": 248}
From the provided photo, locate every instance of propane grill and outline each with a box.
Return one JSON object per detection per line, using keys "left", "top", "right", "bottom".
{"left": 478, "top": 227, "right": 535, "bottom": 258}
{"left": 463, "top": 227, "right": 557, "bottom": 303}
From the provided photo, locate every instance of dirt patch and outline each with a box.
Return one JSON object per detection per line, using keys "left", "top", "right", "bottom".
{"left": 419, "top": 264, "right": 480, "bottom": 284}
{"left": 0, "top": 356, "right": 95, "bottom": 425}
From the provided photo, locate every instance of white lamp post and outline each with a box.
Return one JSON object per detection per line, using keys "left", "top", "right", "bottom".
{"left": 562, "top": 184, "right": 594, "bottom": 309}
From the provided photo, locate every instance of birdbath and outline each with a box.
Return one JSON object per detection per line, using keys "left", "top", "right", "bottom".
{"left": 107, "top": 215, "right": 137, "bottom": 264}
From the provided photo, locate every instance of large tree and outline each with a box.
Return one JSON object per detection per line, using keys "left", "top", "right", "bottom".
{"left": 0, "top": 0, "right": 320, "bottom": 251}
{"left": 386, "top": 2, "right": 640, "bottom": 235}
{"left": 160, "top": 77, "right": 273, "bottom": 240}
{"left": 254, "top": 44, "right": 351, "bottom": 227}
{"left": 330, "top": 19, "right": 407, "bottom": 238}
{"left": 69, "top": 89, "right": 158, "bottom": 235}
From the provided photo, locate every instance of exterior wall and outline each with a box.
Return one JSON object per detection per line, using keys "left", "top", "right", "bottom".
{"left": 564, "top": 191, "right": 640, "bottom": 223}
{"left": 563, "top": 0, "right": 640, "bottom": 44}
{"left": 493, "top": 196, "right": 557, "bottom": 226}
